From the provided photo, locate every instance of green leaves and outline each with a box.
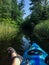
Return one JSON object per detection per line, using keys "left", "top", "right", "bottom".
{"left": 0, "top": 1, "right": 24, "bottom": 63}
{"left": 0, "top": 18, "right": 19, "bottom": 42}
{"left": 33, "top": 20, "right": 49, "bottom": 53}
{"left": 34, "top": 20, "right": 49, "bottom": 39}
{"left": 0, "top": 18, "right": 21, "bottom": 64}
{"left": 30, "top": 0, "right": 49, "bottom": 25}
{"left": 0, "top": 0, "right": 23, "bottom": 24}
{"left": 0, "top": 0, "right": 12, "bottom": 18}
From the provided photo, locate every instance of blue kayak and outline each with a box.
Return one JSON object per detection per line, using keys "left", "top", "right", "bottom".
{"left": 21, "top": 43, "right": 48, "bottom": 65}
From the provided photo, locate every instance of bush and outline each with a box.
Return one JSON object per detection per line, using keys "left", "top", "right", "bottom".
{"left": 0, "top": 18, "right": 19, "bottom": 42}
{"left": 34, "top": 20, "right": 49, "bottom": 39}
{"left": 33, "top": 20, "right": 49, "bottom": 54}
{"left": 0, "top": 18, "right": 20, "bottom": 59}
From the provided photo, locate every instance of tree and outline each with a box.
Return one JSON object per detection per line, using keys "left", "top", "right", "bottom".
{"left": 0, "top": 0, "right": 24, "bottom": 64}
{"left": 18, "top": 0, "right": 25, "bottom": 15}
{"left": 33, "top": 20, "right": 49, "bottom": 54}
{"left": 30, "top": 0, "right": 42, "bottom": 24}
{"left": 30, "top": 0, "right": 49, "bottom": 24}
{"left": 0, "top": 0, "right": 24, "bottom": 25}
{"left": 40, "top": 0, "right": 49, "bottom": 20}
{"left": 21, "top": 0, "right": 43, "bottom": 41}
{"left": 0, "top": 18, "right": 24, "bottom": 65}
{"left": 0, "top": 0, "right": 12, "bottom": 18}
{"left": 11, "top": 0, "right": 24, "bottom": 25}
{"left": 11, "top": 0, "right": 18, "bottom": 20}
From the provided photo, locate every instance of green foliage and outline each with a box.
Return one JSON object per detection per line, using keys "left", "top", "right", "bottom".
{"left": 34, "top": 20, "right": 49, "bottom": 38}
{"left": 18, "top": 0, "right": 25, "bottom": 15}
{"left": 0, "top": 18, "right": 23, "bottom": 65}
{"left": 11, "top": 0, "right": 24, "bottom": 25}
{"left": 0, "top": 0, "right": 12, "bottom": 18}
{"left": 33, "top": 20, "right": 49, "bottom": 53}
{"left": 30, "top": 0, "right": 49, "bottom": 24}
{"left": 0, "top": 0, "right": 23, "bottom": 25}
{"left": 0, "top": 18, "right": 19, "bottom": 58}
{"left": 0, "top": 18, "right": 19, "bottom": 42}
{"left": 11, "top": 0, "right": 18, "bottom": 20}
{"left": 22, "top": 0, "right": 49, "bottom": 53}
{"left": 0, "top": 0, "right": 24, "bottom": 63}
{"left": 30, "top": 0, "right": 42, "bottom": 23}
{"left": 23, "top": 0, "right": 49, "bottom": 45}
